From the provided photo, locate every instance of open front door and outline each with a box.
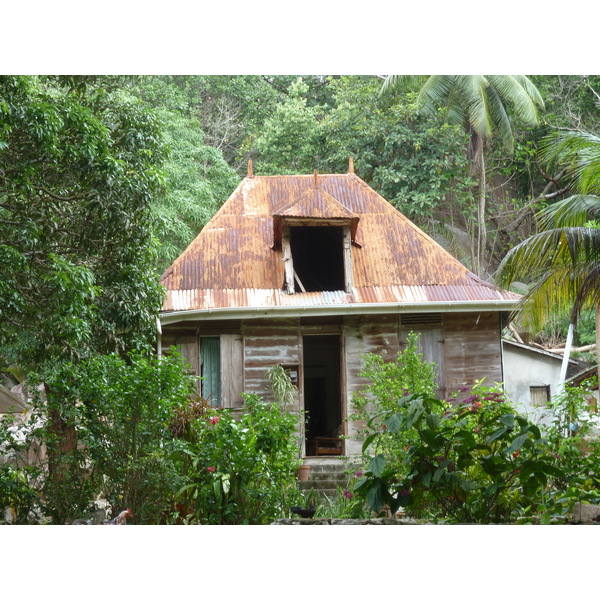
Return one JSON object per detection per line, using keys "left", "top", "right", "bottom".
{"left": 302, "top": 334, "right": 344, "bottom": 456}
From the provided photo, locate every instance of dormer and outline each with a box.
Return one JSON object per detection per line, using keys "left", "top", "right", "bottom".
{"left": 272, "top": 172, "right": 360, "bottom": 294}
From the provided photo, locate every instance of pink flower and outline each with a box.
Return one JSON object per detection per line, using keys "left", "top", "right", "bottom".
{"left": 210, "top": 416, "right": 219, "bottom": 425}
{"left": 355, "top": 470, "right": 363, "bottom": 478}
{"left": 206, "top": 466, "right": 216, "bottom": 472}
{"left": 343, "top": 489, "right": 353, "bottom": 499}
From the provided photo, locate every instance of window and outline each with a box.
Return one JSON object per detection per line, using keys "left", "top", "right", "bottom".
{"left": 200, "top": 336, "right": 221, "bottom": 406}
{"left": 290, "top": 226, "right": 345, "bottom": 292}
{"left": 282, "top": 224, "right": 353, "bottom": 293}
{"left": 530, "top": 385, "right": 550, "bottom": 407}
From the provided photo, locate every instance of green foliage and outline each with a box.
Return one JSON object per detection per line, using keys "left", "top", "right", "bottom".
{"left": 127, "top": 77, "right": 240, "bottom": 271}
{"left": 265, "top": 363, "right": 296, "bottom": 409}
{"left": 2, "top": 351, "right": 196, "bottom": 524}
{"left": 535, "top": 380, "right": 600, "bottom": 521}
{"left": 314, "top": 488, "right": 370, "bottom": 519}
{"left": 177, "top": 394, "right": 301, "bottom": 524}
{"left": 253, "top": 78, "right": 326, "bottom": 175}
{"left": 321, "top": 76, "right": 474, "bottom": 222}
{"left": 0, "top": 75, "right": 166, "bottom": 368}
{"left": 350, "top": 332, "right": 439, "bottom": 491}
{"left": 350, "top": 331, "right": 438, "bottom": 439}
{"left": 355, "top": 383, "right": 563, "bottom": 523}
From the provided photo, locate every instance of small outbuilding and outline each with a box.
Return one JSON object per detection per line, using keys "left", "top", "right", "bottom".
{"left": 502, "top": 339, "right": 583, "bottom": 426}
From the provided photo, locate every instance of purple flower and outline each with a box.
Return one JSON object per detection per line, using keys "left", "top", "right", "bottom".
{"left": 343, "top": 489, "right": 353, "bottom": 499}
{"left": 459, "top": 386, "right": 470, "bottom": 393}
{"left": 355, "top": 470, "right": 363, "bottom": 478}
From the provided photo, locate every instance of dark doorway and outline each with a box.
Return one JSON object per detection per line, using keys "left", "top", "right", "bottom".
{"left": 303, "top": 334, "right": 343, "bottom": 456}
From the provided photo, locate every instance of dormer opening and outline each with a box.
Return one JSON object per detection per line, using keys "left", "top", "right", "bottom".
{"left": 281, "top": 221, "right": 353, "bottom": 294}
{"left": 290, "top": 225, "right": 345, "bottom": 292}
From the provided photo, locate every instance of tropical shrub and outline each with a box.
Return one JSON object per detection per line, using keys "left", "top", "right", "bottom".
{"left": 1, "top": 351, "right": 196, "bottom": 524}
{"left": 537, "top": 379, "right": 600, "bottom": 521}
{"left": 354, "top": 382, "right": 564, "bottom": 523}
{"left": 350, "top": 332, "right": 438, "bottom": 485}
{"left": 177, "top": 394, "right": 302, "bottom": 524}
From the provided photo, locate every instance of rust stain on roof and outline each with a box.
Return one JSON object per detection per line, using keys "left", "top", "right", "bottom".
{"left": 161, "top": 173, "right": 519, "bottom": 313}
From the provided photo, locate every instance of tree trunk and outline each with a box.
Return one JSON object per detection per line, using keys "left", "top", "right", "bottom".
{"left": 46, "top": 388, "right": 81, "bottom": 524}
{"left": 477, "top": 149, "right": 487, "bottom": 278}
{"left": 468, "top": 131, "right": 486, "bottom": 277}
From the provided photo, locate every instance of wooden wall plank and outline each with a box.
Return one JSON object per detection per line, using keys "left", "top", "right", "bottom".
{"left": 444, "top": 312, "right": 502, "bottom": 397}
{"left": 221, "top": 333, "right": 244, "bottom": 409}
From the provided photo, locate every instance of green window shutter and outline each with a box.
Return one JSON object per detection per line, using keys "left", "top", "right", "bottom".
{"left": 200, "top": 337, "right": 221, "bottom": 406}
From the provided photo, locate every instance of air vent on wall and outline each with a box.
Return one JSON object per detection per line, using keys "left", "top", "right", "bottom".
{"left": 400, "top": 313, "right": 442, "bottom": 326}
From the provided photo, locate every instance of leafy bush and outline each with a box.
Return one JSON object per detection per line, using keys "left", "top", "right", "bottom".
{"left": 537, "top": 379, "right": 600, "bottom": 521}
{"left": 350, "top": 331, "right": 438, "bottom": 485}
{"left": 2, "top": 351, "right": 196, "bottom": 524}
{"left": 355, "top": 383, "right": 563, "bottom": 523}
{"left": 0, "top": 462, "right": 40, "bottom": 524}
{"left": 177, "top": 394, "right": 302, "bottom": 524}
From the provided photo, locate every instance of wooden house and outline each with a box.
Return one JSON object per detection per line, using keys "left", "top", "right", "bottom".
{"left": 159, "top": 164, "right": 520, "bottom": 457}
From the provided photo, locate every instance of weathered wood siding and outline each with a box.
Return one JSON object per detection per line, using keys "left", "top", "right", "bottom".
{"left": 343, "top": 315, "right": 399, "bottom": 456}
{"left": 443, "top": 312, "right": 503, "bottom": 397}
{"left": 242, "top": 318, "right": 302, "bottom": 410}
{"left": 161, "top": 310, "right": 505, "bottom": 456}
{"left": 221, "top": 333, "right": 244, "bottom": 409}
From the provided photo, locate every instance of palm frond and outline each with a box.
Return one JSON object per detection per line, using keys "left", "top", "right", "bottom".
{"left": 484, "top": 84, "right": 514, "bottom": 151}
{"left": 498, "top": 226, "right": 600, "bottom": 330}
{"left": 416, "top": 75, "right": 457, "bottom": 117}
{"left": 487, "top": 75, "right": 543, "bottom": 126}
{"left": 538, "top": 194, "right": 600, "bottom": 229}
{"left": 460, "top": 75, "right": 494, "bottom": 138}
{"left": 539, "top": 130, "right": 600, "bottom": 195}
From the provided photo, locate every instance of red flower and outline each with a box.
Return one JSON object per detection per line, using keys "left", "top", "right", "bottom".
{"left": 206, "top": 466, "right": 216, "bottom": 472}
{"left": 210, "top": 416, "right": 219, "bottom": 425}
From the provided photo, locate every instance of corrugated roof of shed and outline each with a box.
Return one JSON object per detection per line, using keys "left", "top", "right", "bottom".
{"left": 161, "top": 172, "right": 519, "bottom": 313}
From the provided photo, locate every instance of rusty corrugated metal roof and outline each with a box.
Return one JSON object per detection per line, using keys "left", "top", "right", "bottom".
{"left": 161, "top": 173, "right": 519, "bottom": 315}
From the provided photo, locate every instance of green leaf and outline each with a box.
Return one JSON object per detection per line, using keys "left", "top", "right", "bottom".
{"left": 487, "top": 426, "right": 510, "bottom": 443}
{"left": 361, "top": 433, "right": 379, "bottom": 453}
{"left": 367, "top": 481, "right": 385, "bottom": 513}
{"left": 384, "top": 413, "right": 403, "bottom": 434}
{"left": 500, "top": 414, "right": 515, "bottom": 428}
{"left": 508, "top": 433, "right": 529, "bottom": 454}
{"left": 433, "top": 467, "right": 445, "bottom": 482}
{"left": 368, "top": 454, "right": 386, "bottom": 477}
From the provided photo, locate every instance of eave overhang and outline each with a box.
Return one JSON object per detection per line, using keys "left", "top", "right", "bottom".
{"left": 160, "top": 299, "right": 520, "bottom": 326}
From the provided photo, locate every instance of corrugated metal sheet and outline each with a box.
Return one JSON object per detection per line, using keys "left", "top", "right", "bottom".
{"left": 161, "top": 173, "right": 520, "bottom": 313}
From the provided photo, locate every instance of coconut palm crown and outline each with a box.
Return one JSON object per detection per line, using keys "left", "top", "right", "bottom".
{"left": 497, "top": 129, "right": 600, "bottom": 383}
{"left": 381, "top": 75, "right": 544, "bottom": 276}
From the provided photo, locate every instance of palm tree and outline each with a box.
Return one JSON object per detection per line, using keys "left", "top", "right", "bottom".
{"left": 497, "top": 129, "right": 600, "bottom": 385}
{"left": 382, "top": 75, "right": 544, "bottom": 276}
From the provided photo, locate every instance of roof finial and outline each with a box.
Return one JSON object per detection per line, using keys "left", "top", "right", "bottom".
{"left": 348, "top": 156, "right": 354, "bottom": 174}
{"left": 247, "top": 158, "right": 253, "bottom": 177}
{"left": 313, "top": 169, "right": 318, "bottom": 187}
